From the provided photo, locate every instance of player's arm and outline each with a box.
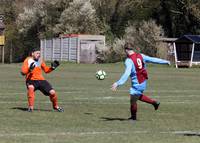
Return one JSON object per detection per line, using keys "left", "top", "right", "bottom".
{"left": 21, "top": 60, "right": 29, "bottom": 75}
{"left": 21, "top": 59, "right": 35, "bottom": 75}
{"left": 111, "top": 59, "right": 133, "bottom": 91}
{"left": 142, "top": 54, "right": 170, "bottom": 65}
{"left": 41, "top": 60, "right": 53, "bottom": 73}
{"left": 41, "top": 60, "right": 60, "bottom": 73}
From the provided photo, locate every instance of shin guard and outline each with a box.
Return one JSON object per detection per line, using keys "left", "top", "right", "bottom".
{"left": 49, "top": 93, "right": 58, "bottom": 109}
{"left": 27, "top": 87, "right": 35, "bottom": 109}
{"left": 139, "top": 94, "right": 156, "bottom": 104}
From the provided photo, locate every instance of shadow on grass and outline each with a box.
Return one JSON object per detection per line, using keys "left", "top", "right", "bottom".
{"left": 11, "top": 107, "right": 52, "bottom": 112}
{"left": 84, "top": 112, "right": 94, "bottom": 115}
{"left": 175, "top": 131, "right": 200, "bottom": 137}
{"left": 183, "top": 133, "right": 200, "bottom": 137}
{"left": 100, "top": 117, "right": 129, "bottom": 121}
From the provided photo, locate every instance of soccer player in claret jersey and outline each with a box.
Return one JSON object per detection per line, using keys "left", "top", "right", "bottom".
{"left": 111, "top": 42, "right": 170, "bottom": 120}
{"left": 21, "top": 48, "right": 64, "bottom": 112}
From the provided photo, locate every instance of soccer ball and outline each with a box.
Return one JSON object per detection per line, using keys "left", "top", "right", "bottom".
{"left": 28, "top": 58, "right": 36, "bottom": 68}
{"left": 96, "top": 70, "right": 106, "bottom": 80}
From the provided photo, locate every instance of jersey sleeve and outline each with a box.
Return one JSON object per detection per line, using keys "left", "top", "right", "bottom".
{"left": 142, "top": 54, "right": 170, "bottom": 64}
{"left": 21, "top": 58, "right": 29, "bottom": 75}
{"left": 41, "top": 60, "right": 53, "bottom": 73}
{"left": 116, "top": 58, "right": 134, "bottom": 86}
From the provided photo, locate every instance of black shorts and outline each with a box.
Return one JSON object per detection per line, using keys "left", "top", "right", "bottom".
{"left": 26, "top": 80, "right": 53, "bottom": 96}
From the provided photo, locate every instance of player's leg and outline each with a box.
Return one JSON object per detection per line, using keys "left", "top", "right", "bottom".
{"left": 26, "top": 80, "right": 39, "bottom": 112}
{"left": 129, "top": 95, "right": 139, "bottom": 120}
{"left": 49, "top": 89, "right": 63, "bottom": 112}
{"left": 39, "top": 80, "right": 64, "bottom": 112}
{"left": 27, "top": 85, "right": 35, "bottom": 112}
{"left": 139, "top": 94, "right": 160, "bottom": 110}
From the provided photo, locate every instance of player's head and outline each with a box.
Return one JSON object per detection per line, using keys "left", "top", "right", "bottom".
{"left": 124, "top": 42, "right": 135, "bottom": 55}
{"left": 124, "top": 42, "right": 140, "bottom": 55}
{"left": 31, "top": 48, "right": 40, "bottom": 61}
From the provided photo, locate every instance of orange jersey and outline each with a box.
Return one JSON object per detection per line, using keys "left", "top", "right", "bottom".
{"left": 21, "top": 57, "right": 53, "bottom": 80}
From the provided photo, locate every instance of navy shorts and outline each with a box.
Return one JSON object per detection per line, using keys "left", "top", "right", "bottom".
{"left": 26, "top": 80, "right": 53, "bottom": 96}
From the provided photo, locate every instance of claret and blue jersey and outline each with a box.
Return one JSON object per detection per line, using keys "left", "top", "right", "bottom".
{"left": 116, "top": 53, "right": 170, "bottom": 96}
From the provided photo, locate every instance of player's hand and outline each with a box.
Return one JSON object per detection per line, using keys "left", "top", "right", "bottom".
{"left": 111, "top": 83, "right": 118, "bottom": 91}
{"left": 51, "top": 60, "right": 60, "bottom": 70}
{"left": 20, "top": 71, "right": 26, "bottom": 76}
{"left": 29, "top": 62, "right": 35, "bottom": 72}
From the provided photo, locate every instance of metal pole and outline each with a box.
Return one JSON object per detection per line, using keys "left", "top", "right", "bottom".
{"left": 52, "top": 38, "right": 55, "bottom": 61}
{"left": 2, "top": 45, "right": 4, "bottom": 64}
{"left": 77, "top": 37, "right": 80, "bottom": 63}
{"left": 69, "top": 37, "right": 71, "bottom": 61}
{"left": 10, "top": 41, "right": 13, "bottom": 63}
{"left": 44, "top": 39, "right": 46, "bottom": 61}
{"left": 40, "top": 39, "right": 43, "bottom": 60}
{"left": 190, "top": 43, "right": 195, "bottom": 67}
{"left": 60, "top": 37, "right": 63, "bottom": 61}
{"left": 173, "top": 42, "right": 178, "bottom": 68}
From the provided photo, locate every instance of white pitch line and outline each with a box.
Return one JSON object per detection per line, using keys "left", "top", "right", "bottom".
{"left": 0, "top": 130, "right": 199, "bottom": 137}
{"left": 73, "top": 95, "right": 200, "bottom": 100}
{"left": 0, "top": 91, "right": 200, "bottom": 98}
{"left": 0, "top": 131, "right": 128, "bottom": 137}
{"left": 0, "top": 100, "right": 200, "bottom": 104}
{"left": 0, "top": 89, "right": 200, "bottom": 96}
{"left": 144, "top": 89, "right": 200, "bottom": 93}
{"left": 0, "top": 94, "right": 199, "bottom": 100}
{"left": 161, "top": 131, "right": 200, "bottom": 135}
{"left": 0, "top": 91, "right": 83, "bottom": 96}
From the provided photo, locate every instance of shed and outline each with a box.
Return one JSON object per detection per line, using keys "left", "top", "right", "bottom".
{"left": 159, "top": 37, "right": 177, "bottom": 63}
{"left": 173, "top": 35, "right": 200, "bottom": 68}
{"left": 40, "top": 34, "right": 105, "bottom": 63}
{"left": 0, "top": 20, "right": 5, "bottom": 35}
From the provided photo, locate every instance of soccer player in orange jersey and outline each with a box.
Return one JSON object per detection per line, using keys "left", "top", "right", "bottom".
{"left": 21, "top": 48, "right": 64, "bottom": 112}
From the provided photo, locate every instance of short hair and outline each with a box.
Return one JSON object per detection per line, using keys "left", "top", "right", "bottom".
{"left": 31, "top": 48, "right": 40, "bottom": 53}
{"left": 124, "top": 42, "right": 134, "bottom": 50}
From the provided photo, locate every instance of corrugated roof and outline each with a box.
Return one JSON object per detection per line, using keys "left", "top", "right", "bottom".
{"left": 159, "top": 37, "right": 177, "bottom": 42}
{"left": 175, "top": 35, "right": 200, "bottom": 43}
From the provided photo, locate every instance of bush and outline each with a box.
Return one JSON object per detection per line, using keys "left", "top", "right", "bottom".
{"left": 156, "top": 41, "right": 168, "bottom": 59}
{"left": 54, "top": 0, "right": 101, "bottom": 35}
{"left": 124, "top": 19, "right": 165, "bottom": 57}
{"left": 98, "top": 19, "right": 166, "bottom": 63}
{"left": 96, "top": 38, "right": 126, "bottom": 63}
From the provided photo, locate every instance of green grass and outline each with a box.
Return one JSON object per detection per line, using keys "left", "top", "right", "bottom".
{"left": 0, "top": 63, "right": 200, "bottom": 143}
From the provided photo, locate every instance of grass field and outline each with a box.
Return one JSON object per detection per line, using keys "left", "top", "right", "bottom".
{"left": 0, "top": 62, "right": 200, "bottom": 143}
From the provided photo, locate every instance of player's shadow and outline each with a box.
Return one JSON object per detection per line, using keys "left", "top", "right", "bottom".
{"left": 100, "top": 117, "right": 129, "bottom": 121}
{"left": 84, "top": 112, "right": 94, "bottom": 115}
{"left": 182, "top": 133, "right": 200, "bottom": 137}
{"left": 11, "top": 107, "right": 52, "bottom": 112}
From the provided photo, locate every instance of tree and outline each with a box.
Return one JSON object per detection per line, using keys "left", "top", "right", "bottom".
{"left": 0, "top": 0, "right": 24, "bottom": 62}
{"left": 155, "top": 0, "right": 200, "bottom": 37}
{"left": 54, "top": 0, "right": 101, "bottom": 35}
{"left": 124, "top": 20, "right": 165, "bottom": 57}
{"left": 99, "top": 19, "right": 165, "bottom": 63}
{"left": 3, "top": 0, "right": 200, "bottom": 63}
{"left": 95, "top": 0, "right": 161, "bottom": 37}
{"left": 17, "top": 0, "right": 71, "bottom": 38}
